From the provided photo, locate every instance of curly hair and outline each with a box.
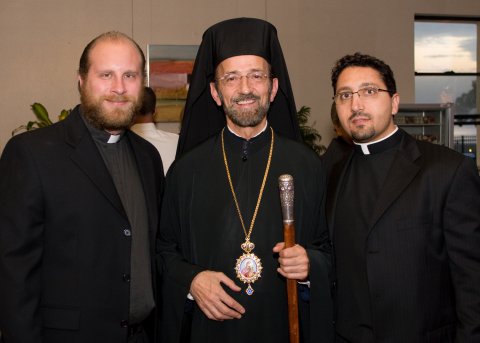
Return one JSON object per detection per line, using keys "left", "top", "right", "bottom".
{"left": 331, "top": 52, "right": 396, "bottom": 96}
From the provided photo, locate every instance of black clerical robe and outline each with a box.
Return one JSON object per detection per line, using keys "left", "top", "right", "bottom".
{"left": 159, "top": 127, "right": 333, "bottom": 343}
{"left": 326, "top": 129, "right": 480, "bottom": 342}
{"left": 334, "top": 132, "right": 400, "bottom": 342}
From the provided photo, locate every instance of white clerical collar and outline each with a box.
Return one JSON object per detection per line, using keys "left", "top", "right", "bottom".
{"left": 107, "top": 134, "right": 121, "bottom": 143}
{"left": 226, "top": 121, "right": 268, "bottom": 140}
{"left": 354, "top": 126, "right": 399, "bottom": 155}
{"left": 80, "top": 108, "right": 124, "bottom": 144}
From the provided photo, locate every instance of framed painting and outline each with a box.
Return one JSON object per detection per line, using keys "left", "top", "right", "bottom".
{"left": 147, "top": 45, "right": 198, "bottom": 122}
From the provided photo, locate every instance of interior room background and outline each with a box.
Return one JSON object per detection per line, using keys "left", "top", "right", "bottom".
{"left": 0, "top": 0, "right": 478, "bottom": 160}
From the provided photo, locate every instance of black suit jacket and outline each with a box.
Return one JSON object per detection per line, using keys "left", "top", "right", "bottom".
{"left": 0, "top": 107, "right": 164, "bottom": 343}
{"left": 325, "top": 130, "right": 480, "bottom": 342}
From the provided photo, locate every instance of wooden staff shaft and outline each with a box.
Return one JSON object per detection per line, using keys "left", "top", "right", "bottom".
{"left": 284, "top": 222, "right": 300, "bottom": 343}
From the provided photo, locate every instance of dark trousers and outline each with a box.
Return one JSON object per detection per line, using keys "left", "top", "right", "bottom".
{"left": 127, "top": 324, "right": 150, "bottom": 343}
{"left": 335, "top": 333, "right": 353, "bottom": 343}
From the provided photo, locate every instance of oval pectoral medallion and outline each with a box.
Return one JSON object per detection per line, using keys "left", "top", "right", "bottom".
{"left": 235, "top": 252, "right": 263, "bottom": 295}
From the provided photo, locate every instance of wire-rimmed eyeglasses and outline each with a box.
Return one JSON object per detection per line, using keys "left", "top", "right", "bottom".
{"left": 216, "top": 71, "right": 271, "bottom": 87}
{"left": 333, "top": 86, "right": 393, "bottom": 105}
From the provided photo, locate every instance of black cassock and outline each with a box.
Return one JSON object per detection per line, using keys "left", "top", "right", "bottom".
{"left": 159, "top": 127, "right": 333, "bottom": 343}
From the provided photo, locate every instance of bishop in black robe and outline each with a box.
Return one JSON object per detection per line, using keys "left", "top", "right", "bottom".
{"left": 159, "top": 126, "right": 333, "bottom": 342}
{"left": 159, "top": 17, "right": 333, "bottom": 343}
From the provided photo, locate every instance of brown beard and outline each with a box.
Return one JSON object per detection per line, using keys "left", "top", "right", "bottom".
{"left": 80, "top": 87, "right": 143, "bottom": 131}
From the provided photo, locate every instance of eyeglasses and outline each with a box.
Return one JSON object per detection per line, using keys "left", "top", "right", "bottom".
{"left": 333, "top": 86, "right": 392, "bottom": 104}
{"left": 216, "top": 71, "right": 270, "bottom": 87}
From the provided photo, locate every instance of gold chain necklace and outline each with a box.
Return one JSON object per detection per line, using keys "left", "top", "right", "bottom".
{"left": 221, "top": 126, "right": 274, "bottom": 295}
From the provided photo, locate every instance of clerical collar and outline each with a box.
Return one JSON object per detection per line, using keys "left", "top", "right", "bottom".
{"left": 81, "top": 112, "right": 125, "bottom": 144}
{"left": 226, "top": 121, "right": 268, "bottom": 139}
{"left": 353, "top": 127, "right": 401, "bottom": 155}
{"left": 224, "top": 122, "right": 270, "bottom": 161}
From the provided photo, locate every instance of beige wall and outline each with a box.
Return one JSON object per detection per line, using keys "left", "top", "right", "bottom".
{"left": 1, "top": 0, "right": 479, "bottom": 153}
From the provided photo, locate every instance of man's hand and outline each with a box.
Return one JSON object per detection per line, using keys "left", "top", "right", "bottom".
{"left": 273, "top": 243, "right": 309, "bottom": 280}
{"left": 190, "top": 270, "right": 245, "bottom": 321}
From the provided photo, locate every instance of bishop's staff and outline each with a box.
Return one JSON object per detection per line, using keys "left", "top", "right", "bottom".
{"left": 278, "top": 174, "right": 300, "bottom": 343}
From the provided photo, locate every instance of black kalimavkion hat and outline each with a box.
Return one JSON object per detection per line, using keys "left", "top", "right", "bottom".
{"left": 176, "top": 17, "right": 302, "bottom": 157}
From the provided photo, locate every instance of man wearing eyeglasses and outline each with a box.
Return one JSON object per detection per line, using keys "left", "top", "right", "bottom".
{"left": 158, "top": 18, "right": 333, "bottom": 343}
{"left": 326, "top": 52, "right": 480, "bottom": 342}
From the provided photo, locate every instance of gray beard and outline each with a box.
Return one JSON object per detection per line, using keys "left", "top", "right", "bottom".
{"left": 225, "top": 104, "right": 269, "bottom": 127}
{"left": 218, "top": 91, "right": 271, "bottom": 128}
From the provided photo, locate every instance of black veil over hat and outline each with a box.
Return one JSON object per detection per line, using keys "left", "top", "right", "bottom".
{"left": 176, "top": 17, "right": 302, "bottom": 157}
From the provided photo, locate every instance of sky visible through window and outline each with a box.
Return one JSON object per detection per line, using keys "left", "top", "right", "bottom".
{"left": 415, "top": 21, "right": 477, "bottom": 136}
{"left": 415, "top": 22, "right": 476, "bottom": 73}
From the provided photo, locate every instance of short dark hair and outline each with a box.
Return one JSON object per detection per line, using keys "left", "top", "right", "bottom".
{"left": 78, "top": 31, "right": 146, "bottom": 79}
{"left": 139, "top": 87, "right": 157, "bottom": 115}
{"left": 331, "top": 52, "right": 397, "bottom": 96}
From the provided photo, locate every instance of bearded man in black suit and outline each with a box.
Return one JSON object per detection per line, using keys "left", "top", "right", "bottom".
{"left": 0, "top": 32, "right": 164, "bottom": 343}
{"left": 327, "top": 52, "right": 480, "bottom": 343}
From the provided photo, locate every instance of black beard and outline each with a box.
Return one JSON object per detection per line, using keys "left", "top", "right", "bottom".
{"left": 349, "top": 111, "right": 375, "bottom": 142}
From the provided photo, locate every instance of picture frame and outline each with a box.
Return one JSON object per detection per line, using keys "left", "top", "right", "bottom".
{"left": 147, "top": 45, "right": 198, "bottom": 122}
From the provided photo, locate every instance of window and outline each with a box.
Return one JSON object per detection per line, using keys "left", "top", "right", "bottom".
{"left": 415, "top": 15, "right": 479, "bottom": 160}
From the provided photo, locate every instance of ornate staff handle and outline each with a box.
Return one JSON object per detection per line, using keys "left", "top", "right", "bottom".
{"left": 278, "top": 174, "right": 300, "bottom": 343}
